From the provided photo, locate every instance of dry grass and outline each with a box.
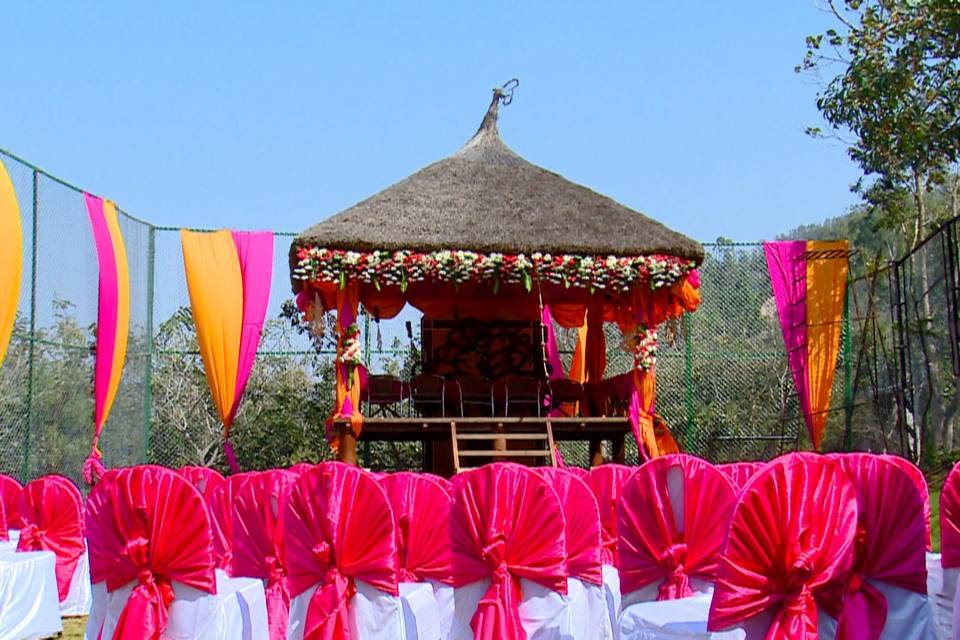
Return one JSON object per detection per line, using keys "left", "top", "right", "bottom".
{"left": 62, "top": 617, "right": 86, "bottom": 639}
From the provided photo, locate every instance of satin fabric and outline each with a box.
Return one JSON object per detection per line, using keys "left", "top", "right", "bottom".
{"left": 618, "top": 454, "right": 737, "bottom": 600}
{"left": 85, "top": 465, "right": 217, "bottom": 640}
{"left": 331, "top": 285, "right": 363, "bottom": 450}
{"left": 717, "top": 461, "right": 765, "bottom": 492}
{"left": 84, "top": 195, "right": 131, "bottom": 450}
{"left": 0, "top": 493, "right": 6, "bottom": 542}
{"left": 206, "top": 472, "right": 254, "bottom": 574}
{"left": 587, "top": 464, "right": 635, "bottom": 566}
{"left": 0, "top": 474, "right": 20, "bottom": 532}
{"left": 823, "top": 454, "right": 928, "bottom": 640}
{"left": 941, "top": 462, "right": 960, "bottom": 569}
{"left": 378, "top": 472, "right": 454, "bottom": 585}
{"left": 536, "top": 467, "right": 604, "bottom": 586}
{"left": 177, "top": 465, "right": 226, "bottom": 498}
{"left": 541, "top": 305, "right": 567, "bottom": 381}
{"left": 15, "top": 475, "right": 85, "bottom": 602}
{"left": 450, "top": 463, "right": 568, "bottom": 640}
{"left": 232, "top": 469, "right": 297, "bottom": 639}
{"left": 282, "top": 462, "right": 399, "bottom": 640}
{"left": 805, "top": 240, "right": 849, "bottom": 453}
{"left": 708, "top": 453, "right": 858, "bottom": 639}
{"left": 882, "top": 454, "right": 932, "bottom": 551}
{"left": 0, "top": 158, "right": 22, "bottom": 372}
{"left": 290, "top": 462, "right": 316, "bottom": 475}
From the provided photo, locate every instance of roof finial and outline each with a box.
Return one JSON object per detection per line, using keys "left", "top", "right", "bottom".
{"left": 478, "top": 78, "right": 519, "bottom": 135}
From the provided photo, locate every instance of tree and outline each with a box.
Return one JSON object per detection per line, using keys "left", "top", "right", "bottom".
{"left": 801, "top": 0, "right": 960, "bottom": 458}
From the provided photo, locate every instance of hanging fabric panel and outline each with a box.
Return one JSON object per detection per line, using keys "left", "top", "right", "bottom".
{"left": 328, "top": 284, "right": 363, "bottom": 451}
{"left": 0, "top": 159, "right": 22, "bottom": 370}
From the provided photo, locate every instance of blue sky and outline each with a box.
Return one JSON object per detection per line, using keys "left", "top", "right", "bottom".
{"left": 1, "top": 2, "right": 860, "bottom": 243}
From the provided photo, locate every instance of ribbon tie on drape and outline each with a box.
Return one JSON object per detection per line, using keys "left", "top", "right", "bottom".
{"left": 657, "top": 542, "right": 693, "bottom": 600}
{"left": 831, "top": 526, "right": 888, "bottom": 640}
{"left": 18, "top": 524, "right": 45, "bottom": 549}
{"left": 771, "top": 552, "right": 819, "bottom": 639}
{"left": 113, "top": 537, "right": 177, "bottom": 640}
{"left": 303, "top": 541, "right": 357, "bottom": 640}
{"left": 265, "top": 553, "right": 291, "bottom": 639}
{"left": 472, "top": 538, "right": 526, "bottom": 640}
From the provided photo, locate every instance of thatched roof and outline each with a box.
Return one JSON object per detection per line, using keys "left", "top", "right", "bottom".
{"left": 296, "top": 89, "right": 704, "bottom": 262}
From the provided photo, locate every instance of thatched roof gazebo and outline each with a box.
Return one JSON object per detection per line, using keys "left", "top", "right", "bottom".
{"left": 291, "top": 83, "right": 703, "bottom": 473}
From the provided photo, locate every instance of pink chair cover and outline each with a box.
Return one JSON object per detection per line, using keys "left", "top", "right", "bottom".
{"left": 282, "top": 461, "right": 399, "bottom": 640}
{"left": 717, "top": 461, "right": 764, "bottom": 492}
{"left": 820, "top": 454, "right": 927, "bottom": 640}
{"left": 16, "top": 474, "right": 86, "bottom": 602}
{"left": 0, "top": 492, "right": 7, "bottom": 541}
{"left": 708, "top": 453, "right": 858, "bottom": 639}
{"left": 562, "top": 466, "right": 589, "bottom": 480}
{"left": 290, "top": 462, "right": 316, "bottom": 475}
{"left": 537, "top": 467, "right": 603, "bottom": 586}
{"left": 618, "top": 454, "right": 737, "bottom": 600}
{"left": 177, "top": 465, "right": 226, "bottom": 498}
{"left": 85, "top": 465, "right": 217, "bottom": 640}
{"left": 882, "top": 454, "right": 932, "bottom": 551}
{"left": 233, "top": 469, "right": 297, "bottom": 639}
{"left": 206, "top": 471, "right": 254, "bottom": 573}
{"left": 941, "top": 461, "right": 960, "bottom": 569}
{"left": 587, "top": 464, "right": 634, "bottom": 566}
{"left": 0, "top": 473, "right": 21, "bottom": 527}
{"left": 451, "top": 463, "right": 568, "bottom": 640}
{"left": 378, "top": 472, "right": 454, "bottom": 585}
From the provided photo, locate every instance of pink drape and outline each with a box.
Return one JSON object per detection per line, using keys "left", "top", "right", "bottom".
{"left": 617, "top": 454, "right": 737, "bottom": 600}
{"left": 537, "top": 467, "right": 603, "bottom": 586}
{"left": 541, "top": 305, "right": 567, "bottom": 381}
{"left": 941, "top": 462, "right": 960, "bottom": 569}
{"left": 207, "top": 472, "right": 254, "bottom": 573}
{"left": 378, "top": 472, "right": 454, "bottom": 584}
{"left": 85, "top": 195, "right": 119, "bottom": 432}
{"left": 282, "top": 462, "right": 399, "bottom": 639}
{"left": 450, "top": 463, "right": 567, "bottom": 640}
{"left": 228, "top": 231, "right": 274, "bottom": 424}
{"left": 16, "top": 475, "right": 86, "bottom": 602}
{"left": 177, "top": 465, "right": 225, "bottom": 498}
{"left": 717, "top": 461, "right": 765, "bottom": 492}
{"left": 0, "top": 474, "right": 21, "bottom": 528}
{"left": 822, "top": 454, "right": 927, "bottom": 639}
{"left": 233, "top": 469, "right": 297, "bottom": 639}
{"left": 587, "top": 464, "right": 634, "bottom": 566}
{"left": 882, "top": 454, "right": 932, "bottom": 551}
{"left": 708, "top": 453, "right": 857, "bottom": 638}
{"left": 85, "top": 466, "right": 217, "bottom": 640}
{"left": 764, "top": 241, "right": 813, "bottom": 434}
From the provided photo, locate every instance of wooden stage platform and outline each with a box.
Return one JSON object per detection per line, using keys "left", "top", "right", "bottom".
{"left": 331, "top": 416, "right": 631, "bottom": 476}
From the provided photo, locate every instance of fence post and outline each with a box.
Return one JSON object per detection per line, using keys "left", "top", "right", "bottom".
{"left": 842, "top": 282, "right": 853, "bottom": 450}
{"left": 21, "top": 170, "right": 39, "bottom": 481}
{"left": 683, "top": 313, "right": 694, "bottom": 438}
{"left": 143, "top": 225, "right": 156, "bottom": 462}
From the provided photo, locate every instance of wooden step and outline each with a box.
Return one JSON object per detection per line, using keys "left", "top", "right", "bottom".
{"left": 456, "top": 433, "right": 547, "bottom": 441}
{"left": 458, "top": 450, "right": 552, "bottom": 457}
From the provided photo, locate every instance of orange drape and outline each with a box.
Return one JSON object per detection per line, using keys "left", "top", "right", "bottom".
{"left": 180, "top": 230, "right": 243, "bottom": 432}
{"left": 805, "top": 240, "right": 849, "bottom": 450}
{"left": 331, "top": 284, "right": 363, "bottom": 451}
{"left": 0, "top": 159, "right": 22, "bottom": 370}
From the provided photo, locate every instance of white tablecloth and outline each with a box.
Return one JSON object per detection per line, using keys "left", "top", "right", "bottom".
{"left": 0, "top": 549, "right": 63, "bottom": 640}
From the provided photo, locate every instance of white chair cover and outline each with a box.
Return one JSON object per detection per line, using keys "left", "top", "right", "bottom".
{"left": 0, "top": 550, "right": 63, "bottom": 640}
{"left": 286, "top": 579, "right": 437, "bottom": 640}
{"left": 428, "top": 579, "right": 454, "bottom": 640}
{"left": 603, "top": 564, "right": 622, "bottom": 640}
{"left": 61, "top": 549, "right": 93, "bottom": 616}
{"left": 0, "top": 527, "right": 19, "bottom": 552}
{"left": 929, "top": 553, "right": 957, "bottom": 639}
{"left": 86, "top": 569, "right": 269, "bottom": 640}
{"left": 619, "top": 591, "right": 745, "bottom": 640}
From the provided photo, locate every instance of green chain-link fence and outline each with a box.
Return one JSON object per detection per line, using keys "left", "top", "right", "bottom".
{"left": 0, "top": 148, "right": 856, "bottom": 485}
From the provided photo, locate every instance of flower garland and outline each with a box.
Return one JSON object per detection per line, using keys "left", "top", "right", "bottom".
{"left": 624, "top": 324, "right": 658, "bottom": 372}
{"left": 338, "top": 323, "right": 363, "bottom": 389}
{"left": 292, "top": 246, "right": 696, "bottom": 293}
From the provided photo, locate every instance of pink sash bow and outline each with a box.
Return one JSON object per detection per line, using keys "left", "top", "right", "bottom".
{"left": 451, "top": 463, "right": 568, "bottom": 640}
{"left": 85, "top": 466, "right": 217, "bottom": 640}
{"left": 16, "top": 475, "right": 86, "bottom": 602}
{"left": 618, "top": 454, "right": 737, "bottom": 600}
{"left": 282, "top": 462, "right": 399, "bottom": 640}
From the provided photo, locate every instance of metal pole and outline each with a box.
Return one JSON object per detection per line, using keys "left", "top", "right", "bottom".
{"left": 21, "top": 170, "right": 39, "bottom": 480}
{"left": 683, "top": 314, "right": 694, "bottom": 440}
{"left": 362, "top": 310, "right": 371, "bottom": 468}
{"left": 143, "top": 226, "right": 156, "bottom": 462}
{"left": 842, "top": 282, "right": 853, "bottom": 450}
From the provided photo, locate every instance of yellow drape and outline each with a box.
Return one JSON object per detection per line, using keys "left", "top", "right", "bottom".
{"left": 805, "top": 240, "right": 849, "bottom": 451}
{"left": 181, "top": 230, "right": 243, "bottom": 432}
{"left": 0, "top": 160, "right": 22, "bottom": 370}
{"left": 102, "top": 200, "right": 130, "bottom": 430}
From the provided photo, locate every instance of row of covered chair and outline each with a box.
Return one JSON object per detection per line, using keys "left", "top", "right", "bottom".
{"left": 1, "top": 452, "right": 957, "bottom": 639}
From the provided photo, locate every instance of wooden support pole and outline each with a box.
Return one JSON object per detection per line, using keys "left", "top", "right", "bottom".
{"left": 589, "top": 438, "right": 604, "bottom": 467}
{"left": 338, "top": 424, "right": 358, "bottom": 465}
{"left": 611, "top": 434, "right": 626, "bottom": 464}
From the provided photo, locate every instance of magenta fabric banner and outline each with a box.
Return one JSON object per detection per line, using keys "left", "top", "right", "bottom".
{"left": 541, "top": 304, "right": 566, "bottom": 380}
{"left": 763, "top": 241, "right": 813, "bottom": 430}
{"left": 86, "top": 195, "right": 118, "bottom": 430}
{"left": 228, "top": 231, "right": 274, "bottom": 424}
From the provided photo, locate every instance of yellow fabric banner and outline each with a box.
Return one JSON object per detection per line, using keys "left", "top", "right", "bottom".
{"left": 0, "top": 160, "right": 22, "bottom": 370}
{"left": 102, "top": 200, "right": 130, "bottom": 431}
{"left": 180, "top": 230, "right": 243, "bottom": 431}
{"left": 805, "top": 239, "right": 849, "bottom": 450}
